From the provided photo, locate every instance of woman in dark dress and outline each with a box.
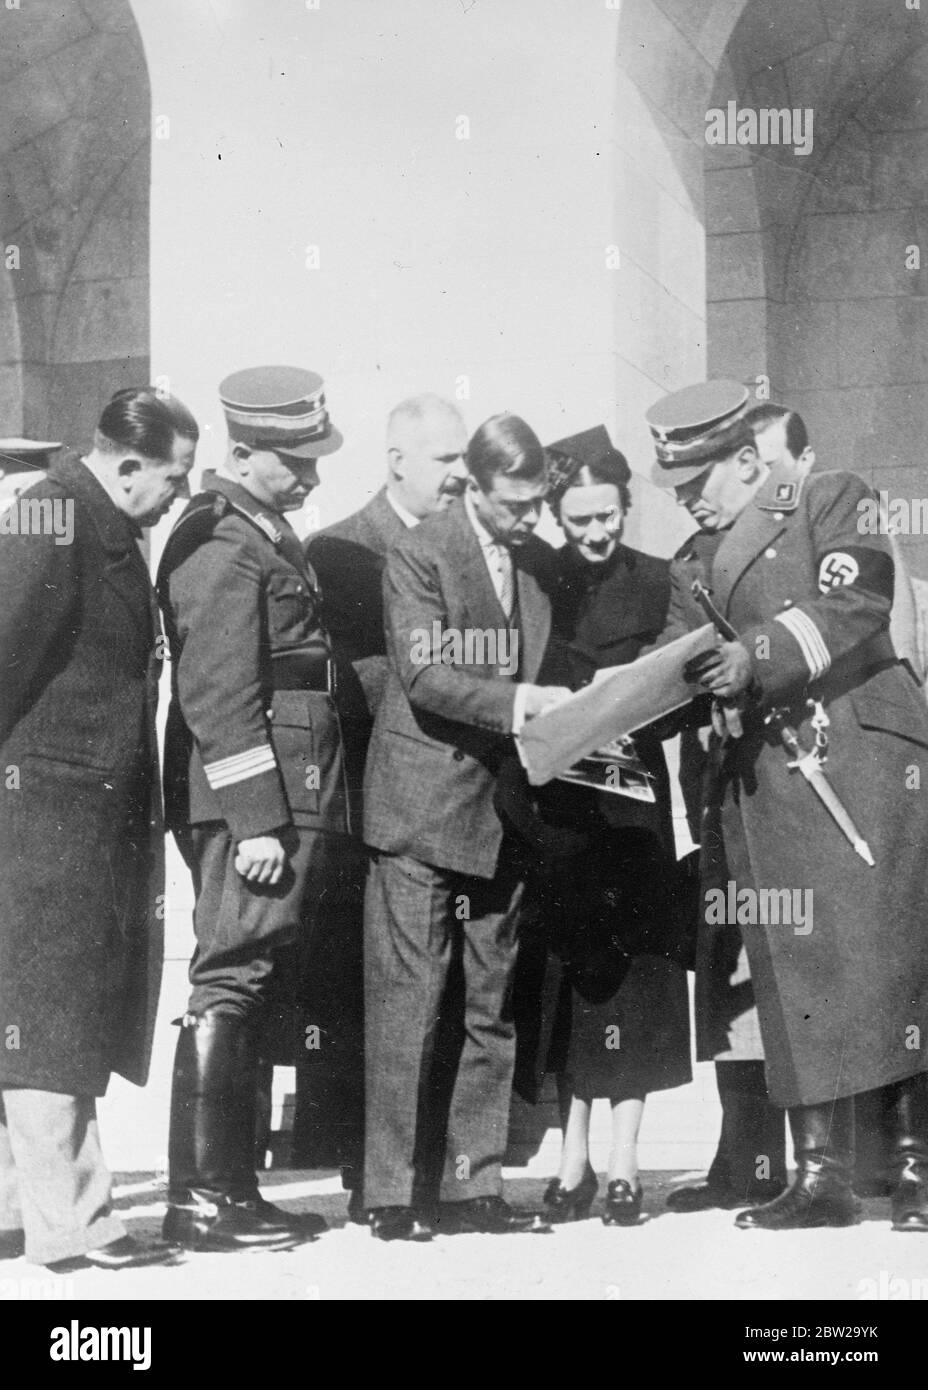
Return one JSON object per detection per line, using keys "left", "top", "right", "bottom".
{"left": 502, "top": 426, "right": 692, "bottom": 1224}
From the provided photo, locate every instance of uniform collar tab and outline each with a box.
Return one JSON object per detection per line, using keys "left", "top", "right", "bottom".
{"left": 755, "top": 465, "right": 804, "bottom": 513}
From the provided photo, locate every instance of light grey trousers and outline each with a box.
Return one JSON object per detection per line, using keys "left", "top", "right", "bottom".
{"left": 0, "top": 1089, "right": 125, "bottom": 1265}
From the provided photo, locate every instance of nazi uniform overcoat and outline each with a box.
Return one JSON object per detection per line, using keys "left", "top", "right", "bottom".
{"left": 0, "top": 454, "right": 164, "bottom": 1096}
{"left": 664, "top": 463, "right": 928, "bottom": 1108}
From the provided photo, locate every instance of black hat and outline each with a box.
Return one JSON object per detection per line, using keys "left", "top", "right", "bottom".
{"left": 545, "top": 424, "right": 631, "bottom": 509}
{"left": 646, "top": 380, "right": 751, "bottom": 486}
{"left": 219, "top": 365, "right": 343, "bottom": 458}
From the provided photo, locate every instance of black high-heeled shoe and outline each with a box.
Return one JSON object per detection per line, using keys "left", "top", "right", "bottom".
{"left": 543, "top": 1166, "right": 598, "bottom": 1223}
{"left": 602, "top": 1178, "right": 643, "bottom": 1226}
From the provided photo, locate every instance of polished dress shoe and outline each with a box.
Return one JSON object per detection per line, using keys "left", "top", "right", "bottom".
{"left": 666, "top": 1180, "right": 785, "bottom": 1213}
{"left": 47, "top": 1236, "right": 182, "bottom": 1273}
{"left": 437, "top": 1195, "right": 550, "bottom": 1235}
{"left": 233, "top": 1195, "right": 327, "bottom": 1238}
{"left": 163, "top": 1197, "right": 302, "bottom": 1251}
{"left": 602, "top": 1179, "right": 643, "bottom": 1226}
{"left": 0, "top": 1229, "right": 25, "bottom": 1259}
{"left": 543, "top": 1167, "right": 598, "bottom": 1223}
{"left": 736, "top": 1099, "right": 859, "bottom": 1231}
{"left": 666, "top": 1182, "right": 741, "bottom": 1212}
{"left": 368, "top": 1207, "right": 434, "bottom": 1242}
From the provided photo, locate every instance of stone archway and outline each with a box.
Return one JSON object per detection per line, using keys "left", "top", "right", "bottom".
{"left": 0, "top": 0, "right": 150, "bottom": 448}
{"left": 611, "top": 0, "right": 928, "bottom": 582}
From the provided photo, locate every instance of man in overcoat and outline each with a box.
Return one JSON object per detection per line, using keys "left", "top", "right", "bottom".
{"left": 157, "top": 366, "right": 351, "bottom": 1252}
{"left": 647, "top": 379, "right": 928, "bottom": 1232}
{"left": 0, "top": 387, "right": 197, "bottom": 1269}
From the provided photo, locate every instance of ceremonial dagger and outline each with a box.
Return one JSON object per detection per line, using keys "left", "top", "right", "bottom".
{"left": 690, "top": 579, "right": 875, "bottom": 867}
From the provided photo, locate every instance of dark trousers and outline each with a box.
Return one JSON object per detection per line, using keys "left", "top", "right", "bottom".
{"left": 708, "top": 1059, "right": 787, "bottom": 1194}
{"left": 177, "top": 822, "right": 329, "bottom": 1019}
{"left": 363, "top": 848, "right": 524, "bottom": 1209}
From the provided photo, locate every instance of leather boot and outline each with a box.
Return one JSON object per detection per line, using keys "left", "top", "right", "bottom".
{"left": 888, "top": 1073, "right": 928, "bottom": 1233}
{"left": 735, "top": 1097, "right": 859, "bottom": 1230}
{"left": 228, "top": 1034, "right": 327, "bottom": 1239}
{"left": 162, "top": 1012, "right": 303, "bottom": 1251}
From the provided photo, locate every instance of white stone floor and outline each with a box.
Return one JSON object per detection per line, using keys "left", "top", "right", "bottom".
{"left": 3, "top": 1169, "right": 928, "bottom": 1302}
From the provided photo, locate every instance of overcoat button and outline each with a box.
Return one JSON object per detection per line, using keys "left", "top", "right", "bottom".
{"left": 774, "top": 512, "right": 784, "bottom": 521}
{"left": 765, "top": 547, "right": 777, "bottom": 558}
{"left": 453, "top": 749, "right": 465, "bottom": 761}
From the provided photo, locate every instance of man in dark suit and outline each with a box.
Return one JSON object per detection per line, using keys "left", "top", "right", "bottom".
{"left": 0, "top": 387, "right": 197, "bottom": 1270}
{"left": 307, "top": 394, "right": 469, "bottom": 788}
{"left": 297, "top": 396, "right": 468, "bottom": 1193}
{"left": 362, "top": 412, "right": 571, "bottom": 1240}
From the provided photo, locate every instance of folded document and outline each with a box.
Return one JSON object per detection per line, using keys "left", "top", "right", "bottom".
{"left": 518, "top": 623, "right": 718, "bottom": 786}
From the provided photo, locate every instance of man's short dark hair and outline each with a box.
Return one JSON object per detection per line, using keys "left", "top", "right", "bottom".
{"left": 745, "top": 401, "right": 809, "bottom": 458}
{"left": 466, "top": 413, "right": 547, "bottom": 490}
{"left": 95, "top": 387, "right": 199, "bottom": 460}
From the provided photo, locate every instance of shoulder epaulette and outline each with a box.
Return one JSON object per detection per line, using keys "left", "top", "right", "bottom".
{"left": 225, "top": 500, "right": 282, "bottom": 547}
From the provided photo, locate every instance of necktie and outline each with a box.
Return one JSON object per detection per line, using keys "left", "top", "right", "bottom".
{"left": 495, "top": 543, "right": 515, "bottom": 619}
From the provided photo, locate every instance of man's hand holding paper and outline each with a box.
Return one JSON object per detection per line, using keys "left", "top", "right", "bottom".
{"left": 516, "top": 622, "right": 719, "bottom": 785}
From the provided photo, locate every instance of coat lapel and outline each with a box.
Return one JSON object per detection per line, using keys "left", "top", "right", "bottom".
{"left": 205, "top": 472, "right": 318, "bottom": 590}
{"left": 445, "top": 500, "right": 510, "bottom": 631}
{"left": 51, "top": 454, "right": 154, "bottom": 636}
{"left": 515, "top": 549, "right": 551, "bottom": 683}
{"left": 712, "top": 464, "right": 804, "bottom": 618}
{"left": 363, "top": 488, "right": 408, "bottom": 557}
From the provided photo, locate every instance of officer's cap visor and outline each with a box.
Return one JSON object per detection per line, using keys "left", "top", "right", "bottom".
{"left": 650, "top": 456, "right": 716, "bottom": 490}
{"left": 252, "top": 427, "right": 344, "bottom": 460}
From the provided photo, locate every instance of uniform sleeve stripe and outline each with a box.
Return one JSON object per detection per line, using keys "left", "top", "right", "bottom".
{"left": 774, "top": 608, "right": 831, "bottom": 680}
{"left": 204, "top": 745, "right": 278, "bottom": 789}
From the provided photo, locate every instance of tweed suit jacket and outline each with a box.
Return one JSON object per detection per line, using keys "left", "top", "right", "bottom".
{"left": 363, "top": 498, "right": 555, "bottom": 878}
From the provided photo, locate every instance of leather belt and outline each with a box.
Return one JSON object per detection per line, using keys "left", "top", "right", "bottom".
{"left": 271, "top": 648, "right": 336, "bottom": 695}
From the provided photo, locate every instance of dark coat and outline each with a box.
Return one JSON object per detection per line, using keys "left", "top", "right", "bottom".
{"left": 505, "top": 544, "right": 692, "bottom": 1100}
{"left": 0, "top": 455, "right": 164, "bottom": 1095}
{"left": 363, "top": 498, "right": 554, "bottom": 880}
{"left": 663, "top": 464, "right": 928, "bottom": 1107}
{"left": 306, "top": 487, "right": 408, "bottom": 808}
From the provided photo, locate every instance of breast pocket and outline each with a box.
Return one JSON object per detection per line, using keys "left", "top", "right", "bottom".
{"left": 267, "top": 574, "right": 314, "bottom": 642}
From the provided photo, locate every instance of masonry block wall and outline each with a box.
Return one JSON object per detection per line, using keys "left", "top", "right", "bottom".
{"left": 0, "top": 0, "right": 149, "bottom": 450}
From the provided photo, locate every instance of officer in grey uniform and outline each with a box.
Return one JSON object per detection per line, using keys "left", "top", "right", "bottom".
{"left": 157, "top": 366, "right": 351, "bottom": 1251}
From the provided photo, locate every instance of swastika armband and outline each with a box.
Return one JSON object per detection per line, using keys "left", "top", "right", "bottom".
{"left": 816, "top": 546, "right": 893, "bottom": 598}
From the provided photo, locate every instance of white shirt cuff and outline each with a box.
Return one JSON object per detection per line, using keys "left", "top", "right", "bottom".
{"left": 511, "top": 682, "right": 530, "bottom": 736}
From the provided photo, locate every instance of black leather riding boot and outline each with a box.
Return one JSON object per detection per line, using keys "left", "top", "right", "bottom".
{"left": 735, "top": 1097, "right": 859, "bottom": 1229}
{"left": 162, "top": 1012, "right": 299, "bottom": 1250}
{"left": 888, "top": 1073, "right": 928, "bottom": 1233}
{"left": 227, "top": 1035, "right": 327, "bottom": 1239}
